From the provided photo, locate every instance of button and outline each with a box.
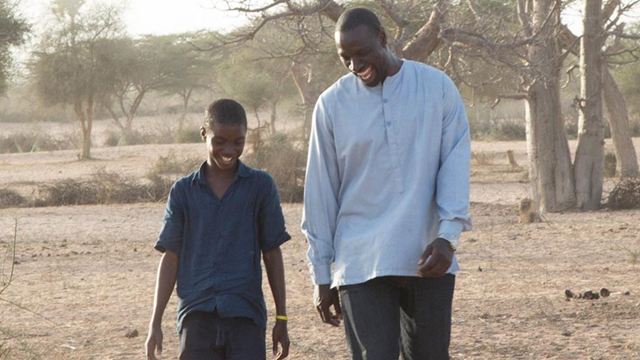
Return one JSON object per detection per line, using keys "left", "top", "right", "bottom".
{"left": 386, "top": 122, "right": 391, "bottom": 126}
{"left": 383, "top": 98, "right": 388, "bottom": 103}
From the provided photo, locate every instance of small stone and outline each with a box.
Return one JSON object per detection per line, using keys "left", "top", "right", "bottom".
{"left": 582, "top": 290, "right": 599, "bottom": 300}
{"left": 565, "top": 289, "right": 574, "bottom": 299}
{"left": 623, "top": 291, "right": 631, "bottom": 296}
{"left": 600, "top": 288, "right": 610, "bottom": 297}
{"left": 125, "top": 329, "right": 139, "bottom": 338}
{"left": 478, "top": 266, "right": 483, "bottom": 272}
{"left": 562, "top": 330, "right": 572, "bottom": 337}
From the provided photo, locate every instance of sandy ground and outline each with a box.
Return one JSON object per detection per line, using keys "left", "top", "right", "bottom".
{"left": 0, "top": 139, "right": 639, "bottom": 359}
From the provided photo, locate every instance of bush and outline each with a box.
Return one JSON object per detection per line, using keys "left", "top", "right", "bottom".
{"left": 174, "top": 128, "right": 202, "bottom": 144}
{"left": 146, "top": 151, "right": 201, "bottom": 178}
{"left": 607, "top": 178, "right": 640, "bottom": 210}
{"left": 34, "top": 168, "right": 174, "bottom": 207}
{"left": 469, "top": 118, "right": 526, "bottom": 141}
{"left": 0, "top": 133, "right": 75, "bottom": 153}
{"left": 0, "top": 189, "right": 25, "bottom": 208}
{"left": 245, "top": 132, "right": 306, "bottom": 203}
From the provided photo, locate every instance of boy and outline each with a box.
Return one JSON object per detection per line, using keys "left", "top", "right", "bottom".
{"left": 145, "top": 99, "right": 291, "bottom": 360}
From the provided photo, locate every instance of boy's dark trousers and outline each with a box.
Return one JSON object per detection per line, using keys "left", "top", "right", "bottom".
{"left": 179, "top": 311, "right": 265, "bottom": 360}
{"left": 338, "top": 275, "right": 455, "bottom": 360}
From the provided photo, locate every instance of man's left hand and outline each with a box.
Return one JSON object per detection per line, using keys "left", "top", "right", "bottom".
{"left": 272, "top": 320, "right": 290, "bottom": 359}
{"left": 417, "top": 238, "right": 454, "bottom": 277}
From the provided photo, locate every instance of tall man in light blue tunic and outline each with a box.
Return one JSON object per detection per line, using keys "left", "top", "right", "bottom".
{"left": 301, "top": 7, "right": 471, "bottom": 360}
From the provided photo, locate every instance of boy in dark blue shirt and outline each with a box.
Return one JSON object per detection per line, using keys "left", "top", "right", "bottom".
{"left": 145, "top": 99, "right": 291, "bottom": 360}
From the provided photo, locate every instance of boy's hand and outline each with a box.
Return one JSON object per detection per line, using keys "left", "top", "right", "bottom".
{"left": 272, "top": 320, "right": 290, "bottom": 359}
{"left": 145, "top": 323, "right": 163, "bottom": 360}
{"left": 417, "top": 238, "right": 454, "bottom": 278}
{"left": 314, "top": 284, "right": 342, "bottom": 326}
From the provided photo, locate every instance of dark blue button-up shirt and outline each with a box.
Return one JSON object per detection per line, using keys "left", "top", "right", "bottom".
{"left": 155, "top": 161, "right": 290, "bottom": 332}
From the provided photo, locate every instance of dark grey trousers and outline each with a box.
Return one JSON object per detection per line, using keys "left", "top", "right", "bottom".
{"left": 338, "top": 275, "right": 455, "bottom": 360}
{"left": 179, "top": 311, "right": 265, "bottom": 360}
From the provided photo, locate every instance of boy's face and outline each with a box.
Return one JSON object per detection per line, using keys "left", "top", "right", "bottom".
{"left": 200, "top": 122, "right": 247, "bottom": 173}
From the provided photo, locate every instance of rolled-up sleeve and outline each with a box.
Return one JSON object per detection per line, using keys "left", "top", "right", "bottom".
{"left": 258, "top": 174, "right": 291, "bottom": 251}
{"left": 155, "top": 182, "right": 185, "bottom": 254}
{"left": 301, "top": 98, "right": 341, "bottom": 285}
{"left": 436, "top": 75, "right": 472, "bottom": 247}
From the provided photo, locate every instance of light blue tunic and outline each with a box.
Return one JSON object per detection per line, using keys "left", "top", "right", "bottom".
{"left": 302, "top": 60, "right": 472, "bottom": 287}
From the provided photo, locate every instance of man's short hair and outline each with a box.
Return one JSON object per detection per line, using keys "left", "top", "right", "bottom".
{"left": 335, "top": 7, "right": 382, "bottom": 35}
{"left": 205, "top": 99, "right": 247, "bottom": 129}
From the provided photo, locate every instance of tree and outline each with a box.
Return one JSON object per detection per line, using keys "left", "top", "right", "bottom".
{"left": 574, "top": 0, "right": 605, "bottom": 210}
{"left": 558, "top": 0, "right": 639, "bottom": 179}
{"left": 32, "top": 0, "right": 123, "bottom": 159}
{"left": 100, "top": 34, "right": 215, "bottom": 140}
{"left": 0, "top": 0, "right": 29, "bottom": 95}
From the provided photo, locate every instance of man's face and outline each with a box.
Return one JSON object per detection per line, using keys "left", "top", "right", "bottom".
{"left": 200, "top": 122, "right": 246, "bottom": 172}
{"left": 335, "top": 25, "right": 388, "bottom": 87}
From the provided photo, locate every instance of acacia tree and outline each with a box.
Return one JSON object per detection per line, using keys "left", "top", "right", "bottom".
{"left": 32, "top": 0, "right": 122, "bottom": 159}
{"left": 0, "top": 0, "right": 29, "bottom": 95}
{"left": 221, "top": 0, "right": 639, "bottom": 212}
{"left": 100, "top": 34, "right": 214, "bottom": 140}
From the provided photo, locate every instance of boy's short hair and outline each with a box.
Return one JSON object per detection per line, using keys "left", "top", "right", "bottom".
{"left": 205, "top": 99, "right": 248, "bottom": 129}
{"left": 335, "top": 7, "right": 382, "bottom": 35}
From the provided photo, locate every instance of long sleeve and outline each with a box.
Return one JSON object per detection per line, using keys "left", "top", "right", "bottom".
{"left": 436, "top": 75, "right": 472, "bottom": 247}
{"left": 301, "top": 98, "right": 341, "bottom": 285}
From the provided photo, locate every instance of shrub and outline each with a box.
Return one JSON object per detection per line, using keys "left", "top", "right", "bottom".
{"left": 174, "top": 128, "right": 202, "bottom": 144}
{"left": 34, "top": 169, "right": 172, "bottom": 207}
{"left": 607, "top": 178, "right": 640, "bottom": 210}
{"left": 245, "top": 132, "right": 306, "bottom": 203}
{"left": 146, "top": 151, "right": 201, "bottom": 178}
{"left": 0, "top": 133, "right": 75, "bottom": 153}
{"left": 0, "top": 189, "right": 25, "bottom": 208}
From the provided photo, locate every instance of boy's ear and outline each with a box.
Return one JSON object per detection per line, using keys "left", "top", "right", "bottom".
{"left": 378, "top": 29, "right": 387, "bottom": 48}
{"left": 200, "top": 126, "right": 207, "bottom": 141}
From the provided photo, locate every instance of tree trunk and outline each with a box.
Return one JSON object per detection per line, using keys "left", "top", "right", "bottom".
{"left": 574, "top": 0, "right": 605, "bottom": 210}
{"left": 602, "top": 68, "right": 639, "bottom": 177}
{"left": 290, "top": 62, "right": 316, "bottom": 146}
{"left": 74, "top": 100, "right": 93, "bottom": 160}
{"left": 557, "top": 18, "right": 638, "bottom": 178}
{"left": 525, "top": 0, "right": 575, "bottom": 212}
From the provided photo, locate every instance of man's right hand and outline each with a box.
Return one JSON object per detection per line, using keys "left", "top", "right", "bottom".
{"left": 313, "top": 284, "right": 342, "bottom": 326}
{"left": 145, "top": 323, "right": 163, "bottom": 360}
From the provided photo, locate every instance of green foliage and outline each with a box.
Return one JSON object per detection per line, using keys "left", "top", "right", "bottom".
{"left": 0, "top": 0, "right": 30, "bottom": 95}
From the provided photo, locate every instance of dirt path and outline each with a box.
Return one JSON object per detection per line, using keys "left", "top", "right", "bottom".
{"left": 1, "top": 201, "right": 638, "bottom": 359}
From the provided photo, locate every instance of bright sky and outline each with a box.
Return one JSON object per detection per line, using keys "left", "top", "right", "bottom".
{"left": 19, "top": 0, "right": 249, "bottom": 36}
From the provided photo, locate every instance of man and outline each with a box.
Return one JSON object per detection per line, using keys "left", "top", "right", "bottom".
{"left": 301, "top": 7, "right": 471, "bottom": 360}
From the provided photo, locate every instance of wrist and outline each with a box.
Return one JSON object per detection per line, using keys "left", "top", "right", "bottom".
{"left": 436, "top": 237, "right": 456, "bottom": 252}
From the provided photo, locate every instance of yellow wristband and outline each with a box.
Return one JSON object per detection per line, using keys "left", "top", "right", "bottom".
{"left": 275, "top": 315, "right": 288, "bottom": 321}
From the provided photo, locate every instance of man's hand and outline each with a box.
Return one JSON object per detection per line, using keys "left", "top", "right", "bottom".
{"left": 145, "top": 323, "right": 163, "bottom": 360}
{"left": 313, "top": 284, "right": 342, "bottom": 326}
{"left": 272, "top": 319, "right": 290, "bottom": 359}
{"left": 417, "top": 238, "right": 454, "bottom": 278}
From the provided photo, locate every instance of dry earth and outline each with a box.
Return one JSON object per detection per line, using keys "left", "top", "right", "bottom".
{"left": 0, "top": 139, "right": 639, "bottom": 359}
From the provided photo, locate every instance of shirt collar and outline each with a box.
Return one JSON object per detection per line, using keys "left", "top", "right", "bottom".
{"left": 191, "top": 160, "right": 251, "bottom": 186}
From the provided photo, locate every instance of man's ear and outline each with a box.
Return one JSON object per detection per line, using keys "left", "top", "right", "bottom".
{"left": 200, "top": 126, "right": 207, "bottom": 141}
